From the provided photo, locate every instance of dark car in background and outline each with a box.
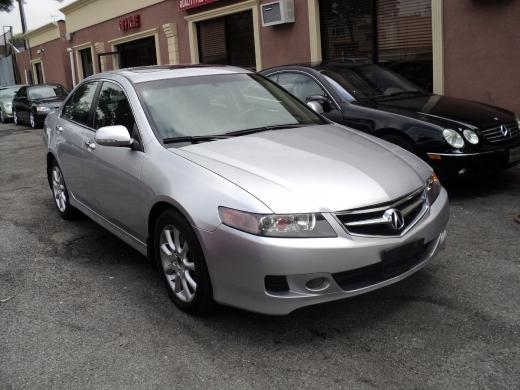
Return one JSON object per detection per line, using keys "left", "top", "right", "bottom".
{"left": 13, "top": 84, "right": 68, "bottom": 128}
{"left": 0, "top": 85, "right": 26, "bottom": 123}
{"left": 260, "top": 63, "right": 520, "bottom": 178}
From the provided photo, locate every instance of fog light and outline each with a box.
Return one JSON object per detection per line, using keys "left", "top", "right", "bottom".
{"left": 458, "top": 168, "right": 468, "bottom": 176}
{"left": 305, "top": 277, "right": 330, "bottom": 292}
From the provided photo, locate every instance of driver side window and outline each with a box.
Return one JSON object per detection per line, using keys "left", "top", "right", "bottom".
{"left": 94, "top": 82, "right": 137, "bottom": 137}
{"left": 277, "top": 73, "right": 327, "bottom": 103}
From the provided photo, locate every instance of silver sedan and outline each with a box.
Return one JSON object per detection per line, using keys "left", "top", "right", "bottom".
{"left": 43, "top": 66, "right": 449, "bottom": 315}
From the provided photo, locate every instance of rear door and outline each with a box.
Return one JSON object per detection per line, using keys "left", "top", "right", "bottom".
{"left": 55, "top": 82, "right": 99, "bottom": 204}
{"left": 13, "top": 86, "right": 28, "bottom": 121}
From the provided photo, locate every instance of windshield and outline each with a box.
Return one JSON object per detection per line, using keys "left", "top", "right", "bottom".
{"left": 29, "top": 85, "right": 67, "bottom": 100}
{"left": 0, "top": 87, "right": 19, "bottom": 99}
{"left": 136, "top": 73, "right": 324, "bottom": 140}
{"left": 321, "top": 64, "right": 425, "bottom": 100}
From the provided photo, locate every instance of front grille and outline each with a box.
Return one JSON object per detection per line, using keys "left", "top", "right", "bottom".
{"left": 335, "top": 187, "right": 427, "bottom": 237}
{"left": 332, "top": 239, "right": 430, "bottom": 291}
{"left": 480, "top": 122, "right": 520, "bottom": 144}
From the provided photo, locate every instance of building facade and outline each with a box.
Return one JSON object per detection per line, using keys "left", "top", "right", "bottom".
{"left": 15, "top": 0, "right": 520, "bottom": 113}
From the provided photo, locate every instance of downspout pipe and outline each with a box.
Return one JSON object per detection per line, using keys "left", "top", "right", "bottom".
{"left": 67, "top": 48, "right": 76, "bottom": 88}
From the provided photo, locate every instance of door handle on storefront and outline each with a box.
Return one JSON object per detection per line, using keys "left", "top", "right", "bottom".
{"left": 55, "top": 125, "right": 64, "bottom": 133}
{"left": 85, "top": 140, "right": 96, "bottom": 150}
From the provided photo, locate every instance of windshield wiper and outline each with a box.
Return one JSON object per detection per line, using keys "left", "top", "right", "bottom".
{"left": 162, "top": 135, "right": 230, "bottom": 144}
{"left": 373, "top": 91, "right": 426, "bottom": 100}
{"left": 226, "top": 124, "right": 306, "bottom": 137}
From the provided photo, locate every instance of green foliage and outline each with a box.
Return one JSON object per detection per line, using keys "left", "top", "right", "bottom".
{"left": 0, "top": 0, "right": 14, "bottom": 13}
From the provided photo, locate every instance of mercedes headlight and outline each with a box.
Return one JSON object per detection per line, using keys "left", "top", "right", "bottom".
{"left": 443, "top": 129, "right": 464, "bottom": 148}
{"left": 462, "top": 129, "right": 479, "bottom": 144}
{"left": 425, "top": 173, "right": 441, "bottom": 205}
{"left": 218, "top": 207, "right": 337, "bottom": 238}
{"left": 36, "top": 106, "right": 51, "bottom": 113}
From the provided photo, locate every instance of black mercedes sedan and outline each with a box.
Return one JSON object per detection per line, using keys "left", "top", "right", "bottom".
{"left": 260, "top": 63, "right": 520, "bottom": 178}
{"left": 12, "top": 84, "right": 68, "bottom": 129}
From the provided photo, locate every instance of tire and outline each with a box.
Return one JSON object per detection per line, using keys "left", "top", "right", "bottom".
{"left": 29, "top": 112, "right": 39, "bottom": 129}
{"left": 49, "top": 161, "right": 79, "bottom": 220}
{"left": 381, "top": 133, "right": 418, "bottom": 155}
{"left": 13, "top": 110, "right": 20, "bottom": 125}
{"left": 154, "top": 209, "right": 214, "bottom": 315}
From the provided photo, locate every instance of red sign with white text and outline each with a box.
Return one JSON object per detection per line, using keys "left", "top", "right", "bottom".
{"left": 178, "top": 0, "right": 219, "bottom": 11}
{"left": 119, "top": 15, "right": 141, "bottom": 32}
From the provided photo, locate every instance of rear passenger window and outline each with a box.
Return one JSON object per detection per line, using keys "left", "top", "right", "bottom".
{"left": 62, "top": 82, "right": 98, "bottom": 126}
{"left": 94, "top": 82, "right": 136, "bottom": 136}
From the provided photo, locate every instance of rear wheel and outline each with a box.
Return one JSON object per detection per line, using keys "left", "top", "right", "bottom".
{"left": 49, "top": 161, "right": 79, "bottom": 220}
{"left": 154, "top": 209, "right": 214, "bottom": 315}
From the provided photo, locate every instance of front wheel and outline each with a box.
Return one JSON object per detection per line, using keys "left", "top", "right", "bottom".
{"left": 13, "top": 110, "right": 20, "bottom": 125}
{"left": 0, "top": 110, "right": 5, "bottom": 123}
{"left": 29, "top": 112, "right": 38, "bottom": 129}
{"left": 49, "top": 161, "right": 79, "bottom": 220}
{"left": 154, "top": 209, "right": 214, "bottom": 315}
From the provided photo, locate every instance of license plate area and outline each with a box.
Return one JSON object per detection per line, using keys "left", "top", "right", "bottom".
{"left": 509, "top": 146, "right": 520, "bottom": 164}
{"left": 381, "top": 239, "right": 425, "bottom": 279}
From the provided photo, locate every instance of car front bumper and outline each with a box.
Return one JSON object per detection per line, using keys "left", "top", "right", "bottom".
{"left": 427, "top": 144, "right": 520, "bottom": 176}
{"left": 199, "top": 188, "right": 450, "bottom": 315}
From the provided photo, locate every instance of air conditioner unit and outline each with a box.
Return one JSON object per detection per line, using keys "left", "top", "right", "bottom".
{"left": 261, "top": 0, "right": 295, "bottom": 27}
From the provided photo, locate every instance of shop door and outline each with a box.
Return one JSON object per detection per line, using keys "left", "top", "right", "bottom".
{"left": 197, "top": 10, "right": 255, "bottom": 69}
{"left": 117, "top": 36, "right": 157, "bottom": 69}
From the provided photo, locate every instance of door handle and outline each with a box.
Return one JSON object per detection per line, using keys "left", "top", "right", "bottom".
{"left": 85, "top": 140, "right": 96, "bottom": 150}
{"left": 55, "top": 125, "right": 64, "bottom": 133}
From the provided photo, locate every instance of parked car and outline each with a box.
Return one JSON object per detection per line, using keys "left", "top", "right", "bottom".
{"left": 0, "top": 85, "right": 25, "bottom": 123}
{"left": 13, "top": 84, "right": 68, "bottom": 128}
{"left": 43, "top": 65, "right": 449, "bottom": 315}
{"left": 260, "top": 63, "right": 520, "bottom": 178}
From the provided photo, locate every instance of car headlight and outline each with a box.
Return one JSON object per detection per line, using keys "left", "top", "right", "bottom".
{"left": 462, "top": 129, "right": 479, "bottom": 144}
{"left": 515, "top": 114, "right": 520, "bottom": 129}
{"left": 36, "top": 106, "right": 51, "bottom": 113}
{"left": 443, "top": 128, "right": 464, "bottom": 149}
{"left": 425, "top": 173, "right": 441, "bottom": 205}
{"left": 218, "top": 207, "right": 337, "bottom": 238}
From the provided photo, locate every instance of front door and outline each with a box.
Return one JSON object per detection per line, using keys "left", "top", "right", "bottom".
{"left": 83, "top": 81, "right": 147, "bottom": 241}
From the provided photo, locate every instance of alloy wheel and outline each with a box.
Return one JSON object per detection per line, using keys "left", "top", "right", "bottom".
{"left": 51, "top": 165, "right": 67, "bottom": 212}
{"left": 159, "top": 225, "right": 197, "bottom": 302}
{"left": 0, "top": 110, "right": 4, "bottom": 123}
{"left": 30, "top": 113, "right": 36, "bottom": 128}
{"left": 13, "top": 111, "right": 18, "bottom": 125}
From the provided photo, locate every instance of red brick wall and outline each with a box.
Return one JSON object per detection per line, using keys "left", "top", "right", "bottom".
{"left": 443, "top": 0, "right": 520, "bottom": 113}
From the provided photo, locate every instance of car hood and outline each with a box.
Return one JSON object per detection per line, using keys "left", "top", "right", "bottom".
{"left": 356, "top": 94, "right": 515, "bottom": 130}
{"left": 172, "top": 124, "right": 432, "bottom": 213}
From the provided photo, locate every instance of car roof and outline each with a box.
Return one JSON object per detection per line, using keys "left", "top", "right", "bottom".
{"left": 93, "top": 64, "right": 253, "bottom": 84}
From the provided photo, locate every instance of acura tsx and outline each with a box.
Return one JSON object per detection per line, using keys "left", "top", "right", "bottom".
{"left": 43, "top": 65, "right": 449, "bottom": 315}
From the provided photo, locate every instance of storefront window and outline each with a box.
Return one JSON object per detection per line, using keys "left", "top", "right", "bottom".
{"left": 197, "top": 10, "right": 255, "bottom": 69}
{"left": 79, "top": 48, "right": 94, "bottom": 78}
{"left": 116, "top": 36, "right": 157, "bottom": 69}
{"left": 319, "top": 0, "right": 433, "bottom": 91}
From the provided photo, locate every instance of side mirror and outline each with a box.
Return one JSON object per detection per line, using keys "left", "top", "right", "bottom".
{"left": 307, "top": 100, "right": 324, "bottom": 114}
{"left": 95, "top": 125, "right": 133, "bottom": 147}
{"left": 306, "top": 95, "right": 332, "bottom": 113}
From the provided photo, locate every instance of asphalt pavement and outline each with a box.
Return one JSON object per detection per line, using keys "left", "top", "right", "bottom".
{"left": 0, "top": 122, "right": 519, "bottom": 389}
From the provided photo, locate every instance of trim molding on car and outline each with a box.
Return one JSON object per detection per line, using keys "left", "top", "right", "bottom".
{"left": 427, "top": 151, "right": 499, "bottom": 157}
{"left": 418, "top": 112, "right": 479, "bottom": 130}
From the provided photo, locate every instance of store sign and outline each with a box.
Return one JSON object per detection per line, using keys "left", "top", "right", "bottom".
{"left": 178, "top": 0, "right": 219, "bottom": 11}
{"left": 119, "top": 15, "right": 141, "bottom": 32}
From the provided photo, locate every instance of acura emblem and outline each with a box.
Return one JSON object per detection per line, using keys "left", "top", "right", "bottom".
{"left": 500, "top": 124, "right": 510, "bottom": 137}
{"left": 383, "top": 208, "right": 405, "bottom": 230}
